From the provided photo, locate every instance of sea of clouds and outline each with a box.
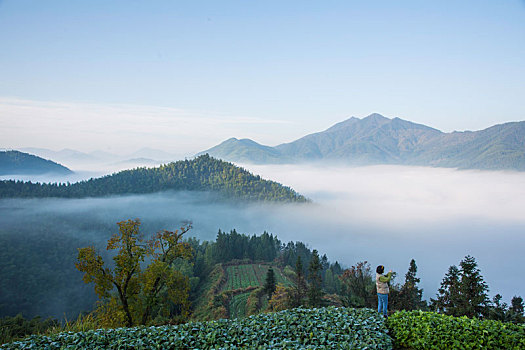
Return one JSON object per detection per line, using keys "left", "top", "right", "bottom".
{"left": 2, "top": 163, "right": 524, "bottom": 307}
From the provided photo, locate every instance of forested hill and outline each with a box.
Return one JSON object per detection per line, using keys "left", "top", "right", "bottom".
{"left": 0, "top": 154, "right": 308, "bottom": 202}
{"left": 0, "top": 150, "right": 72, "bottom": 176}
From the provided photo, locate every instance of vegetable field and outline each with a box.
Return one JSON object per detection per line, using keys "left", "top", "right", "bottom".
{"left": 228, "top": 293, "right": 250, "bottom": 319}
{"left": 2, "top": 307, "right": 392, "bottom": 349}
{"left": 388, "top": 310, "right": 525, "bottom": 350}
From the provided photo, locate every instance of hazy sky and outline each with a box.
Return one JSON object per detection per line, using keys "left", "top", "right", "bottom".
{"left": 1, "top": 0, "right": 524, "bottom": 154}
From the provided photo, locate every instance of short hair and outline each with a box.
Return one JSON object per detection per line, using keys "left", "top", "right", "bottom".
{"left": 376, "top": 265, "right": 384, "bottom": 274}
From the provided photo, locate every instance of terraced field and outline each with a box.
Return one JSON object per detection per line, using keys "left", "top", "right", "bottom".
{"left": 223, "top": 264, "right": 260, "bottom": 290}
{"left": 223, "top": 263, "right": 292, "bottom": 291}
{"left": 229, "top": 292, "right": 251, "bottom": 319}
{"left": 223, "top": 263, "right": 293, "bottom": 318}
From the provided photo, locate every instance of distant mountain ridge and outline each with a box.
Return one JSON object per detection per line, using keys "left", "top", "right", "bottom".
{"left": 0, "top": 150, "right": 72, "bottom": 175}
{"left": 199, "top": 114, "right": 525, "bottom": 171}
{"left": 17, "top": 147, "right": 178, "bottom": 168}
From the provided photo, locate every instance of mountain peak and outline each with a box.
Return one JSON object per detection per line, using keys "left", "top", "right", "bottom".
{"left": 365, "top": 112, "right": 387, "bottom": 119}
{"left": 363, "top": 113, "right": 390, "bottom": 123}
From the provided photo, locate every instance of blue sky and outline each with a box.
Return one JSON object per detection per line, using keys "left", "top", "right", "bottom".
{"left": 0, "top": 0, "right": 524, "bottom": 154}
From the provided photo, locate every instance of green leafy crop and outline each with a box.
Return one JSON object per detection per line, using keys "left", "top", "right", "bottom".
{"left": 2, "top": 307, "right": 391, "bottom": 349}
{"left": 388, "top": 310, "right": 525, "bottom": 350}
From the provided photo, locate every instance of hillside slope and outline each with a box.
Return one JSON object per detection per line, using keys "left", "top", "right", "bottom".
{"left": 0, "top": 151, "right": 72, "bottom": 176}
{"left": 192, "top": 262, "right": 293, "bottom": 320}
{"left": 200, "top": 114, "right": 525, "bottom": 170}
{"left": 0, "top": 154, "right": 307, "bottom": 202}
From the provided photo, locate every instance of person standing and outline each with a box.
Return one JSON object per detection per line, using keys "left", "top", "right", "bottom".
{"left": 376, "top": 265, "right": 392, "bottom": 318}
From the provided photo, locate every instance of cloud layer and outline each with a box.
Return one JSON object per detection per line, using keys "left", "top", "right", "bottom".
{"left": 1, "top": 164, "right": 524, "bottom": 318}
{"left": 0, "top": 97, "right": 294, "bottom": 156}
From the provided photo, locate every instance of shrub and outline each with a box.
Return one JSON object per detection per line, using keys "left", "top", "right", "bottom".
{"left": 0, "top": 315, "right": 58, "bottom": 345}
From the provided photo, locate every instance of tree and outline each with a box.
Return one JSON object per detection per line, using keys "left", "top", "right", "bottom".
{"left": 339, "top": 261, "right": 375, "bottom": 308}
{"left": 431, "top": 265, "right": 460, "bottom": 316}
{"left": 457, "top": 255, "right": 489, "bottom": 318}
{"left": 268, "top": 284, "right": 291, "bottom": 311}
{"left": 397, "top": 259, "right": 425, "bottom": 311}
{"left": 487, "top": 294, "right": 508, "bottom": 321}
{"left": 140, "top": 226, "right": 193, "bottom": 324}
{"left": 486, "top": 294, "right": 525, "bottom": 323}
{"left": 432, "top": 256, "right": 489, "bottom": 318}
{"left": 509, "top": 296, "right": 525, "bottom": 324}
{"left": 291, "top": 256, "right": 307, "bottom": 307}
{"left": 76, "top": 219, "right": 192, "bottom": 327}
{"left": 511, "top": 296, "right": 524, "bottom": 315}
{"left": 307, "top": 250, "right": 324, "bottom": 307}
{"left": 263, "top": 268, "right": 276, "bottom": 297}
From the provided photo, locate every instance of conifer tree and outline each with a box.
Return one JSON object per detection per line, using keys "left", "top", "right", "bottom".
{"left": 488, "top": 294, "right": 508, "bottom": 321}
{"left": 511, "top": 296, "right": 524, "bottom": 315}
{"left": 432, "top": 265, "right": 460, "bottom": 316}
{"left": 509, "top": 296, "right": 525, "bottom": 323}
{"left": 307, "top": 250, "right": 323, "bottom": 307}
{"left": 263, "top": 268, "right": 276, "bottom": 297}
{"left": 432, "top": 256, "right": 489, "bottom": 318}
{"left": 397, "top": 259, "right": 425, "bottom": 310}
{"left": 457, "top": 255, "right": 489, "bottom": 318}
{"left": 291, "top": 256, "right": 307, "bottom": 307}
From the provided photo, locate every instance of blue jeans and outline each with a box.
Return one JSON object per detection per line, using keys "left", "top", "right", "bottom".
{"left": 377, "top": 293, "right": 388, "bottom": 316}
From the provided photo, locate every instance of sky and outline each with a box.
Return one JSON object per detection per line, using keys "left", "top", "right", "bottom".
{"left": 0, "top": 0, "right": 524, "bottom": 155}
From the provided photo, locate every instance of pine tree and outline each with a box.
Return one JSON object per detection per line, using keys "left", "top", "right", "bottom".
{"left": 511, "top": 296, "right": 524, "bottom": 315}
{"left": 488, "top": 294, "right": 508, "bottom": 321}
{"left": 263, "top": 268, "right": 276, "bottom": 297}
{"left": 432, "top": 265, "right": 460, "bottom": 316}
{"left": 457, "top": 255, "right": 489, "bottom": 318}
{"left": 307, "top": 250, "right": 324, "bottom": 307}
{"left": 397, "top": 259, "right": 425, "bottom": 310}
{"left": 291, "top": 256, "right": 307, "bottom": 307}
{"left": 432, "top": 256, "right": 490, "bottom": 318}
{"left": 509, "top": 296, "right": 525, "bottom": 324}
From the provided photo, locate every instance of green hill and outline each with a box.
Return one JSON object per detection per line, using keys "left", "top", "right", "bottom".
{"left": 0, "top": 154, "right": 308, "bottom": 202}
{"left": 0, "top": 150, "right": 72, "bottom": 176}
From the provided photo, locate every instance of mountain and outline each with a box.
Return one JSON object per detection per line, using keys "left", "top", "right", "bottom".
{"left": 18, "top": 147, "right": 178, "bottom": 167}
{"left": 275, "top": 113, "right": 443, "bottom": 163}
{"left": 18, "top": 147, "right": 116, "bottom": 168}
{"left": 0, "top": 150, "right": 72, "bottom": 176}
{"left": 127, "top": 147, "right": 177, "bottom": 161}
{"left": 200, "top": 114, "right": 525, "bottom": 171}
{"left": 197, "top": 138, "right": 287, "bottom": 164}
{"left": 0, "top": 154, "right": 308, "bottom": 202}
